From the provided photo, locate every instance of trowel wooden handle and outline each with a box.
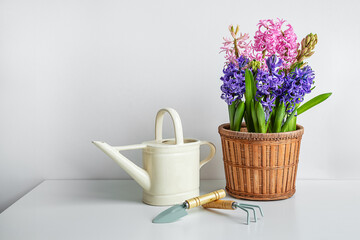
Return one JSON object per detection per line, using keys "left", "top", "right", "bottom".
{"left": 202, "top": 200, "right": 235, "bottom": 210}
{"left": 185, "top": 189, "right": 226, "bottom": 209}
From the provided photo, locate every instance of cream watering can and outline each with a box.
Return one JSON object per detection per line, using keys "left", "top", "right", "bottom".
{"left": 92, "top": 108, "right": 216, "bottom": 206}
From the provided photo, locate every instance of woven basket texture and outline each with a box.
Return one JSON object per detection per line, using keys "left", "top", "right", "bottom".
{"left": 219, "top": 123, "right": 304, "bottom": 200}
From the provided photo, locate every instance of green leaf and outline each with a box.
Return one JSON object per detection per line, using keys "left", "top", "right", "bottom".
{"left": 269, "top": 99, "right": 279, "bottom": 131}
{"left": 266, "top": 110, "right": 274, "bottom": 133}
{"left": 245, "top": 69, "right": 255, "bottom": 132}
{"left": 288, "top": 116, "right": 297, "bottom": 131}
{"left": 245, "top": 70, "right": 253, "bottom": 103}
{"left": 297, "top": 93, "right": 332, "bottom": 115}
{"left": 250, "top": 99, "right": 259, "bottom": 133}
{"left": 249, "top": 70, "right": 256, "bottom": 98}
{"left": 273, "top": 102, "right": 285, "bottom": 133}
{"left": 281, "top": 106, "right": 299, "bottom": 132}
{"left": 228, "top": 101, "right": 236, "bottom": 130}
{"left": 282, "top": 124, "right": 288, "bottom": 132}
{"left": 256, "top": 102, "right": 266, "bottom": 133}
{"left": 233, "top": 101, "right": 245, "bottom": 131}
{"left": 287, "top": 104, "right": 299, "bottom": 132}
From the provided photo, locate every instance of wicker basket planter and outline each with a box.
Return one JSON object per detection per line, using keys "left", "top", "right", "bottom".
{"left": 219, "top": 123, "right": 304, "bottom": 200}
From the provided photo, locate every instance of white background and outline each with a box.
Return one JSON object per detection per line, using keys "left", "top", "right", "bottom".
{"left": 0, "top": 0, "right": 359, "bottom": 212}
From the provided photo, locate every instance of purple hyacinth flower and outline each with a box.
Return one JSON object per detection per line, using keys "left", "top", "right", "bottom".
{"left": 220, "top": 56, "right": 250, "bottom": 105}
{"left": 281, "top": 65, "right": 315, "bottom": 113}
{"left": 266, "top": 55, "right": 283, "bottom": 74}
{"left": 255, "top": 55, "right": 285, "bottom": 117}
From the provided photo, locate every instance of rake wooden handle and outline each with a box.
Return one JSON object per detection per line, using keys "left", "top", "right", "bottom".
{"left": 185, "top": 189, "right": 226, "bottom": 209}
{"left": 202, "top": 200, "right": 236, "bottom": 210}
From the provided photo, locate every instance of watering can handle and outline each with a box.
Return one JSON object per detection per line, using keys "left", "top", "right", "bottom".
{"left": 155, "top": 108, "right": 184, "bottom": 145}
{"left": 199, "top": 141, "right": 216, "bottom": 168}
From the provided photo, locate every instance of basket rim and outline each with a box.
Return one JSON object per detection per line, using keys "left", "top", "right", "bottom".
{"left": 218, "top": 123, "right": 304, "bottom": 141}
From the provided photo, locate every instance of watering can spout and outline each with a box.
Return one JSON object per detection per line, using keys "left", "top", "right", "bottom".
{"left": 92, "top": 141, "right": 151, "bottom": 191}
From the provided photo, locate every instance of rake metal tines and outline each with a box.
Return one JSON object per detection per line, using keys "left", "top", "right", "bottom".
{"left": 202, "top": 200, "right": 264, "bottom": 225}
{"left": 233, "top": 202, "right": 264, "bottom": 225}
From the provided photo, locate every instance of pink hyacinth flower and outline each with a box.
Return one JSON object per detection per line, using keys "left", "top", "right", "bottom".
{"left": 220, "top": 25, "right": 252, "bottom": 66}
{"left": 252, "top": 19, "right": 299, "bottom": 69}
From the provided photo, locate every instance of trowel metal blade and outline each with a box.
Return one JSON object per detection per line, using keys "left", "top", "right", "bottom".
{"left": 152, "top": 204, "right": 188, "bottom": 223}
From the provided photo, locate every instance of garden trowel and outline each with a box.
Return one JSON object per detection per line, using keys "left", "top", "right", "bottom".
{"left": 152, "top": 189, "right": 226, "bottom": 223}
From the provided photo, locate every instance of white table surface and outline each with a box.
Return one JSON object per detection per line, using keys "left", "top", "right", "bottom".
{"left": 0, "top": 180, "right": 359, "bottom": 240}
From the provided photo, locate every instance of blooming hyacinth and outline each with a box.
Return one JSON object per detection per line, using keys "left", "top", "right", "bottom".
{"left": 220, "top": 25, "right": 252, "bottom": 65}
{"left": 255, "top": 55, "right": 285, "bottom": 119}
{"left": 281, "top": 66, "right": 315, "bottom": 113}
{"left": 252, "top": 19, "right": 299, "bottom": 68}
{"left": 219, "top": 19, "right": 331, "bottom": 133}
{"left": 220, "top": 56, "right": 249, "bottom": 105}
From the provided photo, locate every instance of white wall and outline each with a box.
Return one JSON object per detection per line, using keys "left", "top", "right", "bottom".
{"left": 1, "top": 0, "right": 359, "bottom": 212}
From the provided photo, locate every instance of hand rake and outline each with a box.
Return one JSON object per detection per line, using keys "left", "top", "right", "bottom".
{"left": 203, "top": 200, "right": 264, "bottom": 225}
